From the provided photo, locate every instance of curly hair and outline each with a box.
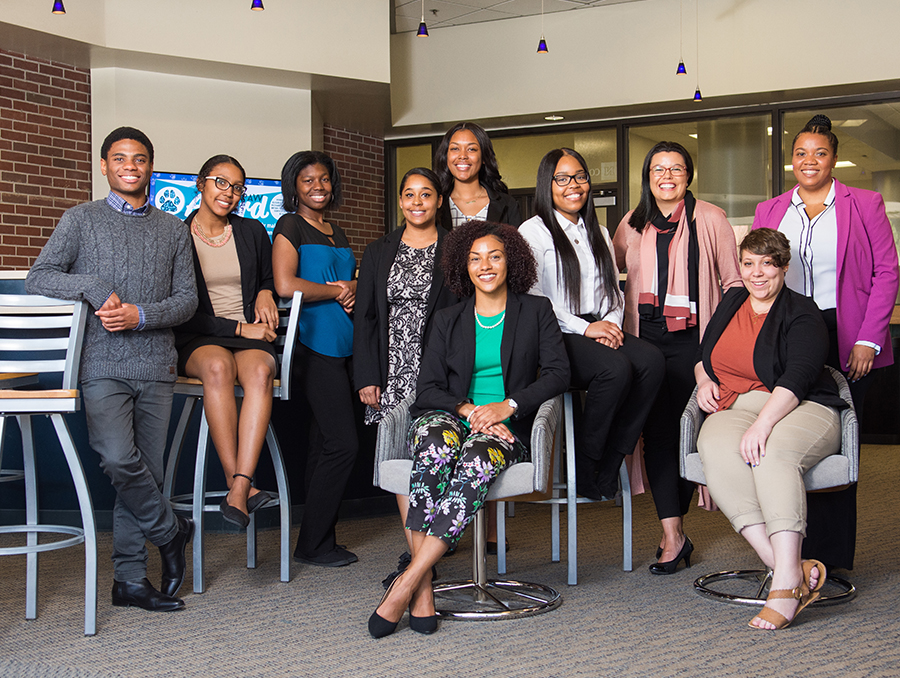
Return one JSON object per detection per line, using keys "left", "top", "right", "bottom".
{"left": 740, "top": 228, "right": 792, "bottom": 268}
{"left": 441, "top": 220, "right": 537, "bottom": 298}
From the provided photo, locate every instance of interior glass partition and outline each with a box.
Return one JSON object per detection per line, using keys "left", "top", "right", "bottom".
{"left": 627, "top": 115, "right": 773, "bottom": 232}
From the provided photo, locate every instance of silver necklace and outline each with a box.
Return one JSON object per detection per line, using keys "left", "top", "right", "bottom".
{"left": 474, "top": 307, "right": 505, "bottom": 329}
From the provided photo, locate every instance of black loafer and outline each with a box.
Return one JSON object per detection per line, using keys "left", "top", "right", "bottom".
{"left": 220, "top": 497, "right": 250, "bottom": 528}
{"left": 293, "top": 546, "right": 358, "bottom": 567}
{"left": 246, "top": 490, "right": 273, "bottom": 514}
{"left": 112, "top": 578, "right": 184, "bottom": 612}
{"left": 159, "top": 515, "right": 194, "bottom": 597}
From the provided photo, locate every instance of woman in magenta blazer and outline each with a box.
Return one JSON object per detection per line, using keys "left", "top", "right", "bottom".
{"left": 752, "top": 114, "right": 899, "bottom": 570}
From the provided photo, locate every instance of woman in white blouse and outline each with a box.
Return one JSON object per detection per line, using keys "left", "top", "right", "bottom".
{"left": 520, "top": 148, "right": 664, "bottom": 499}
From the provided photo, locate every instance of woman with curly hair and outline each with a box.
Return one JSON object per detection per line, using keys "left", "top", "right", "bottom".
{"left": 368, "top": 220, "right": 569, "bottom": 638}
{"left": 434, "top": 121, "right": 522, "bottom": 229}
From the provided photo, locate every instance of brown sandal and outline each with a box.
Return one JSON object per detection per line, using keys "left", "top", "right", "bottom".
{"left": 749, "top": 559, "right": 826, "bottom": 630}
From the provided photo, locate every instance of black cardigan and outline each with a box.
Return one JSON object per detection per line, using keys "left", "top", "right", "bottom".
{"left": 699, "top": 286, "right": 846, "bottom": 410}
{"left": 352, "top": 225, "right": 458, "bottom": 392}
{"left": 174, "top": 211, "right": 275, "bottom": 349}
{"left": 412, "top": 292, "right": 570, "bottom": 445}
{"left": 438, "top": 185, "right": 523, "bottom": 229}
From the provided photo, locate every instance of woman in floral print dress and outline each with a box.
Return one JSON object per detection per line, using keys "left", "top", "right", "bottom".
{"left": 367, "top": 219, "right": 569, "bottom": 638}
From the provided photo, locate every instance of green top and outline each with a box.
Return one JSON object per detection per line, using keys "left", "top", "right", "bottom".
{"left": 467, "top": 311, "right": 508, "bottom": 422}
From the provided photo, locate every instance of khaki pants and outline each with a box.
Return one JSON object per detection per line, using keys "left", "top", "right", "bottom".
{"left": 697, "top": 391, "right": 840, "bottom": 537}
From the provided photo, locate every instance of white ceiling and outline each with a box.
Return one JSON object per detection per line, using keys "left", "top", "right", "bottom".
{"left": 393, "top": 0, "right": 650, "bottom": 33}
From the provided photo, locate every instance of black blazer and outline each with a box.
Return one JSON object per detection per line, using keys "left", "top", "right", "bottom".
{"left": 412, "top": 292, "right": 570, "bottom": 445}
{"left": 174, "top": 211, "right": 275, "bottom": 348}
{"left": 438, "top": 185, "right": 523, "bottom": 229}
{"left": 700, "top": 286, "right": 846, "bottom": 410}
{"left": 353, "top": 225, "right": 458, "bottom": 391}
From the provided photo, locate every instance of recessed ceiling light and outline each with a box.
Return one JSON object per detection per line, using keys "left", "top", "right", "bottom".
{"left": 688, "top": 133, "right": 698, "bottom": 139}
{"left": 841, "top": 119, "right": 867, "bottom": 127}
{"left": 544, "top": 115, "right": 564, "bottom": 121}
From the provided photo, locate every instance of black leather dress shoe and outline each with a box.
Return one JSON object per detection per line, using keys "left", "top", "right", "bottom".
{"left": 112, "top": 578, "right": 184, "bottom": 612}
{"left": 160, "top": 515, "right": 194, "bottom": 597}
{"left": 293, "top": 545, "right": 358, "bottom": 567}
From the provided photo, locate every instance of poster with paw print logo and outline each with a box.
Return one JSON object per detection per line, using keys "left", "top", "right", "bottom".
{"left": 149, "top": 172, "right": 286, "bottom": 240}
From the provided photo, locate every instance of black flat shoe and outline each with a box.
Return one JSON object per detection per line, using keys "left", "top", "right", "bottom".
{"left": 294, "top": 546, "right": 358, "bottom": 567}
{"left": 409, "top": 613, "right": 438, "bottom": 635}
{"left": 159, "top": 516, "right": 194, "bottom": 597}
{"left": 649, "top": 536, "right": 694, "bottom": 575}
{"left": 219, "top": 496, "right": 250, "bottom": 528}
{"left": 113, "top": 578, "right": 184, "bottom": 612}
{"left": 246, "top": 490, "right": 273, "bottom": 514}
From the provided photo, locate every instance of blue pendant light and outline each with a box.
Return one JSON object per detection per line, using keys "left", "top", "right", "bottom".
{"left": 417, "top": 0, "right": 429, "bottom": 37}
{"left": 676, "top": 1, "right": 686, "bottom": 75}
{"left": 51, "top": 0, "right": 65, "bottom": 14}
{"left": 250, "top": 0, "right": 264, "bottom": 10}
{"left": 693, "top": 87, "right": 702, "bottom": 102}
{"left": 676, "top": 60, "right": 687, "bottom": 75}
{"left": 537, "top": 0, "right": 548, "bottom": 53}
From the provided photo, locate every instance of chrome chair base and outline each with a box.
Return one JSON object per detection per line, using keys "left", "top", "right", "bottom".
{"left": 433, "top": 579, "right": 562, "bottom": 620}
{"left": 693, "top": 568, "right": 856, "bottom": 607}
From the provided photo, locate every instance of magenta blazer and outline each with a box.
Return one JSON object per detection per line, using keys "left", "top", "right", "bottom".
{"left": 752, "top": 179, "right": 899, "bottom": 370}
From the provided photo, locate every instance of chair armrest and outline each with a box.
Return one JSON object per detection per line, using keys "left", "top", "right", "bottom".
{"left": 826, "top": 366, "right": 860, "bottom": 484}
{"left": 679, "top": 385, "right": 705, "bottom": 479}
{"left": 528, "top": 395, "right": 562, "bottom": 495}
{"left": 373, "top": 392, "right": 416, "bottom": 487}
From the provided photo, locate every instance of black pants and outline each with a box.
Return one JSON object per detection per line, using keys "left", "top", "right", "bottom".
{"left": 564, "top": 331, "right": 664, "bottom": 485}
{"left": 293, "top": 344, "right": 359, "bottom": 557}
{"left": 639, "top": 320, "right": 699, "bottom": 521}
{"left": 802, "top": 309, "right": 866, "bottom": 570}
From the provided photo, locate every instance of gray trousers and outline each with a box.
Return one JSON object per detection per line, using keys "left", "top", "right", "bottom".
{"left": 81, "top": 378, "right": 178, "bottom": 581}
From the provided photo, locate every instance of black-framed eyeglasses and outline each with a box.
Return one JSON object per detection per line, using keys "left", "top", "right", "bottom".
{"left": 649, "top": 165, "right": 687, "bottom": 177}
{"left": 206, "top": 176, "right": 247, "bottom": 196}
{"left": 552, "top": 172, "right": 590, "bottom": 187}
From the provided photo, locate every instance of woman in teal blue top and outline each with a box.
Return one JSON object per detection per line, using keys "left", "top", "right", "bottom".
{"left": 272, "top": 151, "right": 359, "bottom": 568}
{"left": 368, "top": 220, "right": 570, "bottom": 637}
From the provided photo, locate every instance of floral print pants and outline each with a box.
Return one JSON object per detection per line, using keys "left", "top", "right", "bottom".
{"left": 405, "top": 410, "right": 528, "bottom": 547}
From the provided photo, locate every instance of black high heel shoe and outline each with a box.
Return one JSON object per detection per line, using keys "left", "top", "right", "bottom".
{"left": 409, "top": 612, "right": 438, "bottom": 635}
{"left": 649, "top": 536, "right": 693, "bottom": 575}
{"left": 368, "top": 575, "right": 405, "bottom": 638}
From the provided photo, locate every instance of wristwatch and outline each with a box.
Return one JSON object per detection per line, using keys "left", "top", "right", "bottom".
{"left": 507, "top": 398, "right": 519, "bottom": 415}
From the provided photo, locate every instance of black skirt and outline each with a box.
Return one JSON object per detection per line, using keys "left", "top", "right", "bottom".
{"left": 177, "top": 335, "right": 278, "bottom": 376}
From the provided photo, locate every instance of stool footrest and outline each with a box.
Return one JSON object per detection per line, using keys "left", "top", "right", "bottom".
{"left": 693, "top": 568, "right": 856, "bottom": 607}
{"left": 433, "top": 578, "right": 561, "bottom": 620}
{"left": 0, "top": 524, "right": 86, "bottom": 555}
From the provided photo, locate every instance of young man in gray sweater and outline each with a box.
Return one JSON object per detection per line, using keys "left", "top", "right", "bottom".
{"left": 26, "top": 127, "right": 198, "bottom": 612}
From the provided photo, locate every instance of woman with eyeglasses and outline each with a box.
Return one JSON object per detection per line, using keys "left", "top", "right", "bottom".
{"left": 520, "top": 149, "right": 664, "bottom": 500}
{"left": 272, "top": 150, "right": 360, "bottom": 567}
{"left": 434, "top": 121, "right": 522, "bottom": 229}
{"left": 612, "top": 141, "right": 741, "bottom": 574}
{"left": 175, "top": 154, "right": 278, "bottom": 528}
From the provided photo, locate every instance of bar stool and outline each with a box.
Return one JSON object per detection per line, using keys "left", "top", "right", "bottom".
{"left": 0, "top": 293, "right": 97, "bottom": 635}
{"left": 373, "top": 393, "right": 564, "bottom": 619}
{"left": 162, "top": 291, "right": 302, "bottom": 593}
{"left": 680, "top": 366, "right": 857, "bottom": 606}
{"left": 497, "top": 389, "right": 633, "bottom": 584}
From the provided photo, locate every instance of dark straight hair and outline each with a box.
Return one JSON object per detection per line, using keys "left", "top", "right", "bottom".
{"left": 280, "top": 150, "right": 343, "bottom": 213}
{"left": 433, "top": 121, "right": 509, "bottom": 198}
{"left": 399, "top": 166, "right": 442, "bottom": 228}
{"left": 628, "top": 141, "right": 694, "bottom": 232}
{"left": 534, "top": 148, "right": 621, "bottom": 314}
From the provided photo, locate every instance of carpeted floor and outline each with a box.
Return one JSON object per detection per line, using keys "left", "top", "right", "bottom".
{"left": 1, "top": 445, "right": 898, "bottom": 678}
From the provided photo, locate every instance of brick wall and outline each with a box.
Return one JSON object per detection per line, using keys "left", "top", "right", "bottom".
{"left": 323, "top": 125, "right": 385, "bottom": 260}
{"left": 0, "top": 48, "right": 91, "bottom": 270}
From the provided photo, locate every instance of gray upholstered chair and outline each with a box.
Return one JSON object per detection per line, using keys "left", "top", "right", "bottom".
{"left": 496, "top": 389, "right": 633, "bottom": 585}
{"left": 680, "top": 365, "right": 857, "bottom": 605}
{"left": 374, "top": 393, "right": 563, "bottom": 619}
{"left": 163, "top": 291, "right": 302, "bottom": 593}
{"left": 0, "top": 292, "right": 96, "bottom": 635}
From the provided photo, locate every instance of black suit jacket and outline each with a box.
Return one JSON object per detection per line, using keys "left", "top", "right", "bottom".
{"left": 412, "top": 292, "right": 570, "bottom": 445}
{"left": 438, "top": 185, "right": 523, "bottom": 230}
{"left": 174, "top": 211, "right": 275, "bottom": 348}
{"left": 352, "top": 225, "right": 458, "bottom": 391}
{"left": 700, "top": 286, "right": 846, "bottom": 409}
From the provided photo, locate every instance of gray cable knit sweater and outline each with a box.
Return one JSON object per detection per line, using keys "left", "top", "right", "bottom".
{"left": 26, "top": 199, "right": 197, "bottom": 383}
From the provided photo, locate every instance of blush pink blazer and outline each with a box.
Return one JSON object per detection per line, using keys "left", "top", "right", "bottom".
{"left": 752, "top": 179, "right": 899, "bottom": 370}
